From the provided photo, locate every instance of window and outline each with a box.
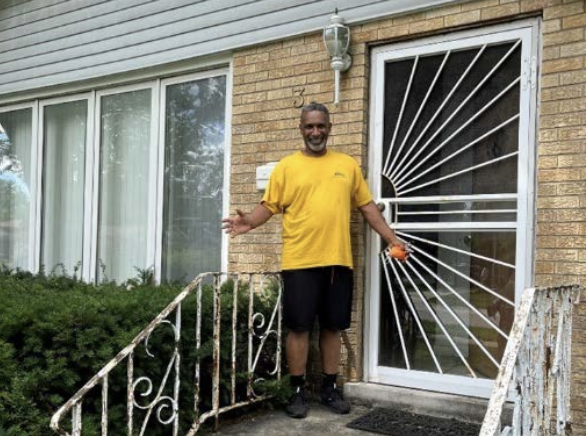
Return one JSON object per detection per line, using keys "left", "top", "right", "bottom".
{"left": 41, "top": 99, "right": 88, "bottom": 275}
{"left": 0, "top": 69, "right": 230, "bottom": 283}
{"left": 162, "top": 76, "right": 227, "bottom": 283}
{"left": 0, "top": 107, "right": 33, "bottom": 270}
{"left": 97, "top": 88, "right": 155, "bottom": 283}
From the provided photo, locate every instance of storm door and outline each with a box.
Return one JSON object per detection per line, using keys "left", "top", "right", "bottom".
{"left": 366, "top": 23, "right": 538, "bottom": 397}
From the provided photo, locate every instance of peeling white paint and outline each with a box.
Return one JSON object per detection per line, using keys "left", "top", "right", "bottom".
{"left": 480, "top": 285, "right": 581, "bottom": 436}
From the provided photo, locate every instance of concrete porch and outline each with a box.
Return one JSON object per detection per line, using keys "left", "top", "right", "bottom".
{"left": 213, "top": 384, "right": 488, "bottom": 436}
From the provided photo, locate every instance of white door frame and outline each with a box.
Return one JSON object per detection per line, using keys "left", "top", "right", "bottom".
{"left": 364, "top": 19, "right": 540, "bottom": 398}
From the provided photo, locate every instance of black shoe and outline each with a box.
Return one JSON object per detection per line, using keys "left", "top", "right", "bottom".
{"left": 286, "top": 388, "right": 308, "bottom": 419}
{"left": 320, "top": 384, "right": 350, "bottom": 414}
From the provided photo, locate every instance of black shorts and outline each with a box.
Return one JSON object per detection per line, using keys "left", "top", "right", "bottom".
{"left": 281, "top": 266, "right": 353, "bottom": 332}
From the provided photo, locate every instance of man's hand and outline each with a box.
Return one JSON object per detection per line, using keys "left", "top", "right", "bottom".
{"left": 387, "top": 243, "right": 411, "bottom": 261}
{"left": 221, "top": 204, "right": 273, "bottom": 238}
{"left": 222, "top": 209, "right": 253, "bottom": 238}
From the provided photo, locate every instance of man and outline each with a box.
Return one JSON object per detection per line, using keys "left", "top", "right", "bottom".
{"left": 222, "top": 102, "right": 405, "bottom": 419}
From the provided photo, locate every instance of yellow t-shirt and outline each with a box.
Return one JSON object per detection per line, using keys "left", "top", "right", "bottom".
{"left": 261, "top": 150, "right": 372, "bottom": 270}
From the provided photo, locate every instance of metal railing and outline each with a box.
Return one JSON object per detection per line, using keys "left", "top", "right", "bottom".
{"left": 50, "top": 272, "right": 282, "bottom": 436}
{"left": 480, "top": 285, "right": 581, "bottom": 436}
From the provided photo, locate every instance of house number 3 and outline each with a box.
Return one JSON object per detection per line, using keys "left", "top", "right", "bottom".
{"left": 293, "top": 86, "right": 305, "bottom": 108}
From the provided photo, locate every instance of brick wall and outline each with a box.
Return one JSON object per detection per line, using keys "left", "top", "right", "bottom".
{"left": 230, "top": 0, "right": 585, "bottom": 430}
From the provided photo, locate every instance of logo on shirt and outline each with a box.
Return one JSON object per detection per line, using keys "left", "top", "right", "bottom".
{"left": 334, "top": 171, "right": 347, "bottom": 179}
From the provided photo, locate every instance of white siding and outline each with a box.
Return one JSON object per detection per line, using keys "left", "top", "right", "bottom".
{"left": 0, "top": 0, "right": 462, "bottom": 97}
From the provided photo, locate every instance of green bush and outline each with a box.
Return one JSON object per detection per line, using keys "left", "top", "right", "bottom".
{"left": 0, "top": 268, "right": 283, "bottom": 436}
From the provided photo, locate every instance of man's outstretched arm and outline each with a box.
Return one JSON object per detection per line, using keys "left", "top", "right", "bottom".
{"left": 222, "top": 204, "right": 273, "bottom": 237}
{"left": 358, "top": 200, "right": 404, "bottom": 248}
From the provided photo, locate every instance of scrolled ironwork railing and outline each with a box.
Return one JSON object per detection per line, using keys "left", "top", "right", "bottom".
{"left": 480, "top": 285, "right": 581, "bottom": 436}
{"left": 50, "top": 272, "right": 282, "bottom": 436}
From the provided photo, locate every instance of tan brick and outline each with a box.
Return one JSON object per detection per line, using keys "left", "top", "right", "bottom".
{"left": 544, "top": 28, "right": 585, "bottom": 47}
{"left": 535, "top": 261, "right": 555, "bottom": 274}
{"left": 538, "top": 196, "right": 580, "bottom": 208}
{"left": 538, "top": 219, "right": 581, "bottom": 235}
{"left": 409, "top": 17, "right": 445, "bottom": 34}
{"left": 544, "top": 1, "right": 585, "bottom": 19}
{"left": 353, "top": 28, "right": 379, "bottom": 43}
{"left": 540, "top": 100, "right": 560, "bottom": 115}
{"left": 557, "top": 181, "right": 586, "bottom": 195}
{"left": 461, "top": 0, "right": 500, "bottom": 12}
{"left": 255, "top": 78, "right": 282, "bottom": 92}
{"left": 556, "top": 262, "right": 586, "bottom": 275}
{"left": 255, "top": 59, "right": 284, "bottom": 73}
{"left": 537, "top": 183, "right": 557, "bottom": 195}
{"left": 520, "top": 0, "right": 549, "bottom": 13}
{"left": 268, "top": 47, "right": 292, "bottom": 60}
{"left": 392, "top": 11, "right": 427, "bottom": 25}
{"left": 557, "top": 208, "right": 586, "bottom": 222}
{"left": 539, "top": 128, "right": 559, "bottom": 142}
{"left": 540, "top": 112, "right": 582, "bottom": 128}
{"left": 539, "top": 168, "right": 584, "bottom": 182}
{"left": 268, "top": 62, "right": 323, "bottom": 79}
{"left": 542, "top": 56, "right": 583, "bottom": 74}
{"left": 481, "top": 3, "right": 521, "bottom": 20}
{"left": 562, "top": 13, "right": 586, "bottom": 28}
{"left": 282, "top": 38, "right": 305, "bottom": 48}
{"left": 444, "top": 10, "right": 482, "bottom": 27}
{"left": 241, "top": 71, "right": 269, "bottom": 84}
{"left": 291, "top": 42, "right": 320, "bottom": 56}
{"left": 560, "top": 41, "right": 586, "bottom": 57}
{"left": 232, "top": 123, "right": 255, "bottom": 135}
{"left": 560, "top": 154, "right": 586, "bottom": 169}
{"left": 233, "top": 55, "right": 247, "bottom": 67}
{"left": 425, "top": 4, "right": 463, "bottom": 18}
{"left": 540, "top": 139, "right": 584, "bottom": 155}
{"left": 556, "top": 236, "right": 586, "bottom": 248}
{"left": 559, "top": 126, "right": 586, "bottom": 140}
{"left": 536, "top": 236, "right": 557, "bottom": 248}
{"left": 232, "top": 83, "right": 257, "bottom": 95}
{"left": 541, "top": 83, "right": 583, "bottom": 100}
{"left": 536, "top": 248, "right": 579, "bottom": 260}
{"left": 560, "top": 70, "right": 586, "bottom": 86}
{"left": 232, "top": 103, "right": 256, "bottom": 115}
{"left": 541, "top": 73, "right": 560, "bottom": 88}
{"left": 543, "top": 18, "right": 562, "bottom": 33}
{"left": 543, "top": 45, "right": 561, "bottom": 60}
{"left": 538, "top": 155, "right": 559, "bottom": 168}
{"left": 559, "top": 98, "right": 586, "bottom": 113}
{"left": 377, "top": 24, "right": 409, "bottom": 39}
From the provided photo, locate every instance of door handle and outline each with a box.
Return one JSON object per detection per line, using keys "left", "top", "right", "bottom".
{"left": 376, "top": 202, "right": 386, "bottom": 212}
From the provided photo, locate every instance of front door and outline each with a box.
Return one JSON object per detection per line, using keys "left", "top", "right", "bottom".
{"left": 367, "top": 22, "right": 538, "bottom": 397}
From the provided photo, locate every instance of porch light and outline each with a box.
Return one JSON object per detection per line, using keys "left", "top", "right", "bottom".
{"left": 323, "top": 9, "right": 352, "bottom": 105}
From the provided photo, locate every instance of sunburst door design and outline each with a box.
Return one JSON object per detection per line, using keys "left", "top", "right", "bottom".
{"left": 368, "top": 25, "right": 537, "bottom": 396}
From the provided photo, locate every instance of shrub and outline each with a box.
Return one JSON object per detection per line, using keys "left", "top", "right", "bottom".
{"left": 0, "top": 269, "right": 282, "bottom": 436}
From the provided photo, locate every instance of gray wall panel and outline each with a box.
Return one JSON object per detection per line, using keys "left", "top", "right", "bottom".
{"left": 0, "top": 0, "right": 463, "bottom": 98}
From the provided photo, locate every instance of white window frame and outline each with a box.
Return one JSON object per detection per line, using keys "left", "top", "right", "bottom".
{"left": 365, "top": 19, "right": 540, "bottom": 398}
{"left": 157, "top": 67, "right": 232, "bottom": 283}
{"left": 91, "top": 82, "right": 159, "bottom": 283}
{"left": 38, "top": 93, "right": 94, "bottom": 276}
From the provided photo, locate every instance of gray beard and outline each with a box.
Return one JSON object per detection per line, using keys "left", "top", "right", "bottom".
{"left": 305, "top": 140, "right": 327, "bottom": 152}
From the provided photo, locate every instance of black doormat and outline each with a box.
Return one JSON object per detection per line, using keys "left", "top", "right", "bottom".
{"left": 346, "top": 408, "right": 481, "bottom": 436}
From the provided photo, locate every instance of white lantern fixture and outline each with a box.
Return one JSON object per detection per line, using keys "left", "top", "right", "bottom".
{"left": 323, "top": 9, "right": 352, "bottom": 105}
